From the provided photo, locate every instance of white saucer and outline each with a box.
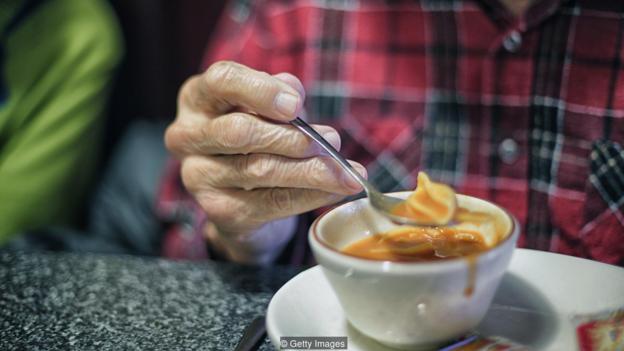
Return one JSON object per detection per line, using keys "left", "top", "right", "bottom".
{"left": 267, "top": 249, "right": 624, "bottom": 350}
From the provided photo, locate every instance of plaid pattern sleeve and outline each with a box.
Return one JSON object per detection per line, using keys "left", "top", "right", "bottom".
{"left": 157, "top": 0, "right": 624, "bottom": 266}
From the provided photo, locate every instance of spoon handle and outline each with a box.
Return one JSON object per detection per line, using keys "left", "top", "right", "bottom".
{"left": 233, "top": 316, "right": 266, "bottom": 351}
{"left": 290, "top": 117, "right": 368, "bottom": 190}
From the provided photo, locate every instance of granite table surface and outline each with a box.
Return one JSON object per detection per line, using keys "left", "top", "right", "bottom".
{"left": 0, "top": 250, "right": 302, "bottom": 350}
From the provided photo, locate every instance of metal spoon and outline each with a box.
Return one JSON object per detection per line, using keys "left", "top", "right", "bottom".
{"left": 290, "top": 117, "right": 442, "bottom": 227}
{"left": 234, "top": 316, "right": 266, "bottom": 351}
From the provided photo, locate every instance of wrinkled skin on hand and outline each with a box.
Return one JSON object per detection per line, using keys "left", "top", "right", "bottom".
{"left": 165, "top": 61, "right": 367, "bottom": 263}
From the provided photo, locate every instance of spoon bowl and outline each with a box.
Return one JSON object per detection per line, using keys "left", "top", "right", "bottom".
{"left": 290, "top": 117, "right": 452, "bottom": 227}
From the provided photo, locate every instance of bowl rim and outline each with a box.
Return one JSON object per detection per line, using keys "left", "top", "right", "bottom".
{"left": 309, "top": 192, "right": 519, "bottom": 274}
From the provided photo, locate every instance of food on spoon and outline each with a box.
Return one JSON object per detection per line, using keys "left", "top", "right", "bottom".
{"left": 391, "top": 172, "right": 457, "bottom": 225}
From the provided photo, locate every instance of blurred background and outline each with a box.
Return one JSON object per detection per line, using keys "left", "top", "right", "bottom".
{"left": 0, "top": 0, "right": 229, "bottom": 253}
{"left": 104, "top": 0, "right": 226, "bottom": 164}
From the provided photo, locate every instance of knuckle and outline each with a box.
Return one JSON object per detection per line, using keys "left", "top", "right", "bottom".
{"left": 206, "top": 61, "right": 276, "bottom": 105}
{"left": 259, "top": 125, "right": 299, "bottom": 153}
{"left": 164, "top": 124, "right": 183, "bottom": 154}
{"left": 235, "top": 203, "right": 257, "bottom": 228}
{"left": 165, "top": 122, "right": 211, "bottom": 156}
{"left": 231, "top": 155, "right": 252, "bottom": 185}
{"left": 194, "top": 122, "right": 217, "bottom": 152}
{"left": 231, "top": 154, "right": 250, "bottom": 178}
{"left": 180, "top": 157, "right": 205, "bottom": 192}
{"left": 197, "top": 193, "right": 232, "bottom": 223}
{"left": 306, "top": 158, "right": 331, "bottom": 187}
{"left": 285, "top": 137, "right": 315, "bottom": 158}
{"left": 178, "top": 75, "right": 198, "bottom": 104}
{"left": 179, "top": 75, "right": 213, "bottom": 112}
{"left": 217, "top": 114, "right": 254, "bottom": 151}
{"left": 205, "top": 60, "right": 241, "bottom": 91}
{"left": 247, "top": 71, "right": 273, "bottom": 93}
{"left": 180, "top": 156, "right": 223, "bottom": 193}
{"left": 267, "top": 188, "right": 294, "bottom": 213}
{"left": 185, "top": 129, "right": 210, "bottom": 156}
{"left": 245, "top": 154, "right": 275, "bottom": 181}
{"left": 179, "top": 159, "right": 193, "bottom": 188}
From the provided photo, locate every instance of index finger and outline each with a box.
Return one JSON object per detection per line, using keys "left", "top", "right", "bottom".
{"left": 179, "top": 61, "right": 304, "bottom": 122}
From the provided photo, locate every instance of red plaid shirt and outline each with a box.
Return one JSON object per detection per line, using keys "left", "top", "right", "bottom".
{"left": 158, "top": 0, "right": 624, "bottom": 266}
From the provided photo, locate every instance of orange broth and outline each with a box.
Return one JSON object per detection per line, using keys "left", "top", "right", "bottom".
{"left": 340, "top": 172, "right": 505, "bottom": 296}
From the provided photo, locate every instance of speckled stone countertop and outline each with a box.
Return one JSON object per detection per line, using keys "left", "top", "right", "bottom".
{"left": 0, "top": 251, "right": 301, "bottom": 350}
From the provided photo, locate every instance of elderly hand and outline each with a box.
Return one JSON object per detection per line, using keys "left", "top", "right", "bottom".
{"left": 165, "top": 61, "right": 367, "bottom": 263}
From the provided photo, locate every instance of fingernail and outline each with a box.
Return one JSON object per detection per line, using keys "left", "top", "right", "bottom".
{"left": 322, "top": 131, "right": 341, "bottom": 151}
{"left": 343, "top": 163, "right": 367, "bottom": 192}
{"left": 275, "top": 92, "right": 300, "bottom": 118}
{"left": 354, "top": 163, "right": 368, "bottom": 179}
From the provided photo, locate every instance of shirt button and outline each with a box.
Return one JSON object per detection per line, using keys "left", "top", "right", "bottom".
{"left": 502, "top": 30, "right": 522, "bottom": 52}
{"left": 498, "top": 138, "right": 519, "bottom": 164}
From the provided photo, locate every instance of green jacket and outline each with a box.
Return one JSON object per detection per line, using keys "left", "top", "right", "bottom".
{"left": 0, "top": 0, "right": 122, "bottom": 244}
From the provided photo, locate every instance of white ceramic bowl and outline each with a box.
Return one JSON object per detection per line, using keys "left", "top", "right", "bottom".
{"left": 309, "top": 192, "right": 519, "bottom": 350}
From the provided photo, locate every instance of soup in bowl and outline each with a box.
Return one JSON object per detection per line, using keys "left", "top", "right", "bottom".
{"left": 309, "top": 192, "right": 519, "bottom": 350}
